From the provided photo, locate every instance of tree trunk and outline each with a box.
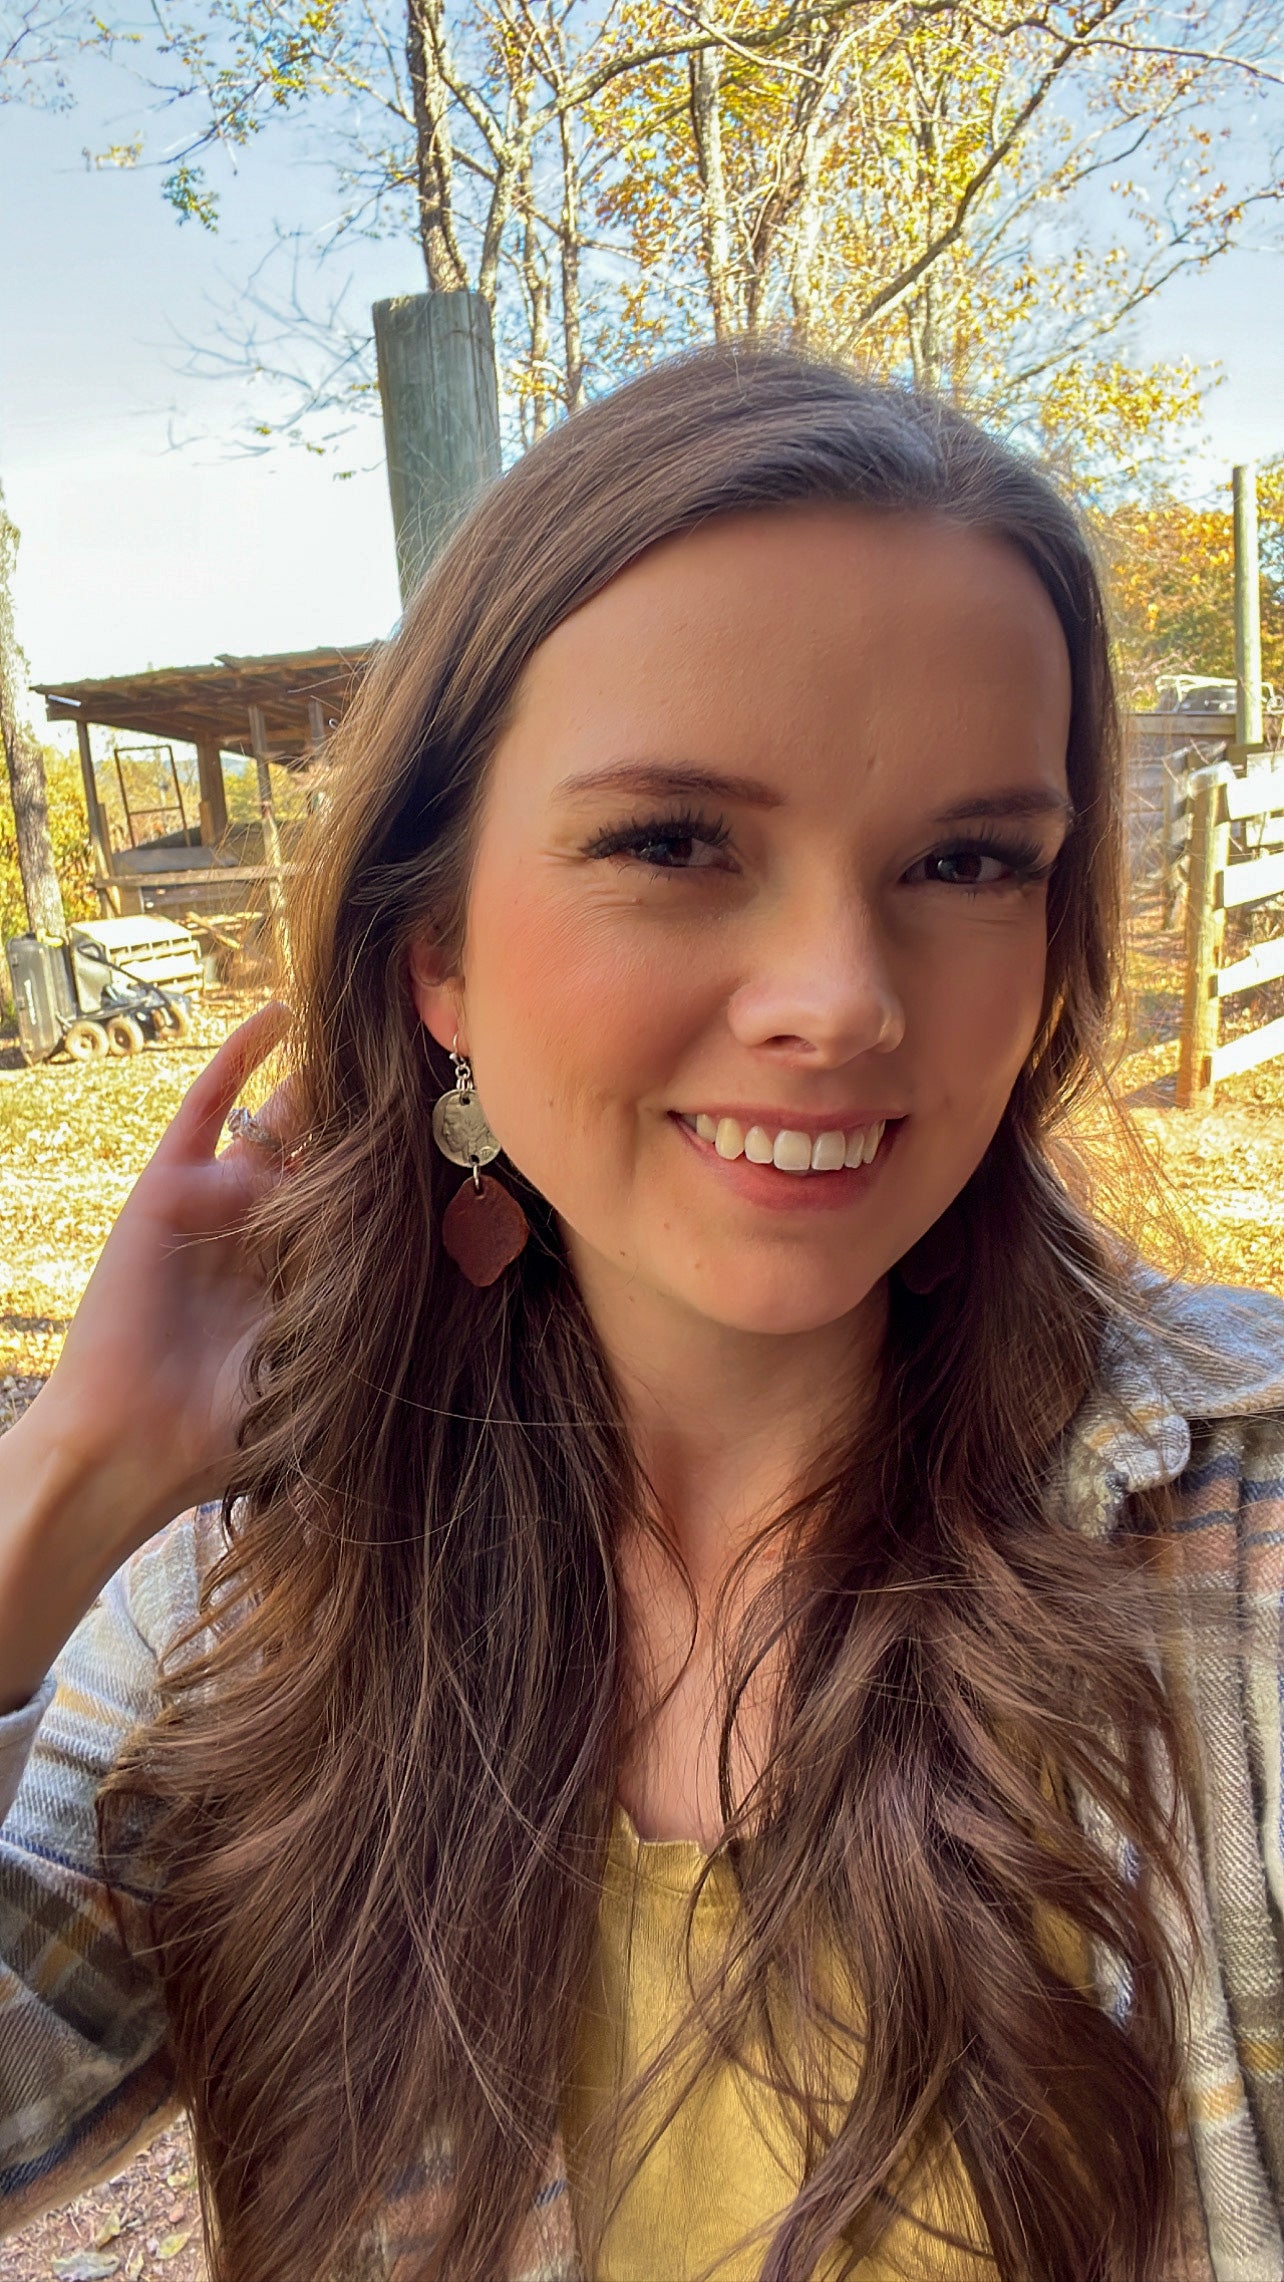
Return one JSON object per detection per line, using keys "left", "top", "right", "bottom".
{"left": 915, "top": 269, "right": 942, "bottom": 393}
{"left": 0, "top": 486, "right": 64, "bottom": 941}
{"left": 688, "top": 43, "right": 737, "bottom": 337}
{"left": 788, "top": 136, "right": 824, "bottom": 343}
{"left": 405, "top": 0, "right": 469, "bottom": 290}
{"left": 477, "top": 142, "right": 521, "bottom": 308}
{"left": 907, "top": 91, "right": 943, "bottom": 393}
{"left": 519, "top": 158, "right": 553, "bottom": 440}
{"left": 787, "top": 32, "right": 847, "bottom": 345}
{"left": 559, "top": 111, "right": 585, "bottom": 410}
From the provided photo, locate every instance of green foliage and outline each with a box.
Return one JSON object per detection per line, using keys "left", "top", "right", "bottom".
{"left": 1098, "top": 461, "right": 1284, "bottom": 705}
{"left": 163, "top": 158, "right": 220, "bottom": 228}
{"left": 219, "top": 754, "right": 314, "bottom": 824}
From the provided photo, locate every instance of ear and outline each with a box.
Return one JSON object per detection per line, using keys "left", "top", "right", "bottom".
{"left": 407, "top": 932, "right": 466, "bottom": 1058}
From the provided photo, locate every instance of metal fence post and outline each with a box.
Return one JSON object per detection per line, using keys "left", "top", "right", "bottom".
{"left": 1176, "top": 764, "right": 1230, "bottom": 1109}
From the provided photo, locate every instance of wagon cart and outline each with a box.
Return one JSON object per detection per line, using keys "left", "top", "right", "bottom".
{"left": 5, "top": 916, "right": 201, "bottom": 1066}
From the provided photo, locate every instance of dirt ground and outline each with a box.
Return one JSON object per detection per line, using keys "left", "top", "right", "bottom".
{"left": 2, "top": 900, "right": 1284, "bottom": 2276}
{"left": 0, "top": 2124, "right": 204, "bottom": 2282}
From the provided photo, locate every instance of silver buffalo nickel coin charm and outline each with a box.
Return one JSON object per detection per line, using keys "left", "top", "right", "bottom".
{"left": 431, "top": 1087, "right": 502, "bottom": 1169}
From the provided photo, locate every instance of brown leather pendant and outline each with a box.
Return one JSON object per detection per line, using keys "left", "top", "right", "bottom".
{"left": 441, "top": 1173, "right": 530, "bottom": 1287}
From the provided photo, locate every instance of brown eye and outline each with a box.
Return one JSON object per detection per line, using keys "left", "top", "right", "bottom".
{"left": 584, "top": 808, "right": 734, "bottom": 869}
{"left": 922, "top": 851, "right": 1002, "bottom": 886}
{"left": 634, "top": 833, "right": 707, "bottom": 868}
{"left": 903, "top": 834, "right": 1049, "bottom": 890}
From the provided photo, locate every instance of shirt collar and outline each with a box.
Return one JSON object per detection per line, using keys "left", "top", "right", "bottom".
{"left": 1062, "top": 1277, "right": 1284, "bottom": 1528}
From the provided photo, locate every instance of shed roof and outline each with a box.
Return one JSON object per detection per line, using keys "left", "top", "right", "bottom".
{"left": 36, "top": 644, "right": 379, "bottom": 761}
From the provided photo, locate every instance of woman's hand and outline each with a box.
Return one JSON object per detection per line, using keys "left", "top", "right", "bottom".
{"left": 0, "top": 1001, "right": 304, "bottom": 1710}
{"left": 13, "top": 1000, "right": 299, "bottom": 1547}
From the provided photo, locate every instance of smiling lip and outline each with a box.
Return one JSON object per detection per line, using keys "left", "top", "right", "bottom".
{"left": 669, "top": 1110, "right": 904, "bottom": 1212}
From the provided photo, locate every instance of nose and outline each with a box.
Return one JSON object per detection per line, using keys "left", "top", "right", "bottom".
{"left": 724, "top": 887, "right": 905, "bottom": 1065}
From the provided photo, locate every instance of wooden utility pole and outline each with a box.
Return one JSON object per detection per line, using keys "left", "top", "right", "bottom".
{"left": 1234, "top": 463, "right": 1264, "bottom": 750}
{"left": 0, "top": 483, "right": 65, "bottom": 941}
{"left": 373, "top": 291, "right": 501, "bottom": 606}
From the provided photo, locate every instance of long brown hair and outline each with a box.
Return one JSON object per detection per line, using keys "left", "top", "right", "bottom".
{"left": 104, "top": 344, "right": 1204, "bottom": 2282}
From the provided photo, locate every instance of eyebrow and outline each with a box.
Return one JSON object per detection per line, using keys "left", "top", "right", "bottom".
{"left": 553, "top": 763, "right": 784, "bottom": 807}
{"left": 553, "top": 762, "right": 1074, "bottom": 827}
{"left": 931, "top": 789, "right": 1075, "bottom": 825}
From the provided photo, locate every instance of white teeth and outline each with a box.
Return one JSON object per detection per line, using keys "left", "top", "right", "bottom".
{"left": 691, "top": 1113, "right": 891, "bottom": 1171}
{"left": 843, "top": 1121, "right": 885, "bottom": 1166}
{"left": 772, "top": 1129, "right": 813, "bottom": 1173}
{"left": 811, "top": 1129, "right": 846, "bottom": 1171}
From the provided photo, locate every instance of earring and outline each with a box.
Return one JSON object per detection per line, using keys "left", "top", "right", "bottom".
{"left": 430, "top": 1041, "right": 530, "bottom": 1287}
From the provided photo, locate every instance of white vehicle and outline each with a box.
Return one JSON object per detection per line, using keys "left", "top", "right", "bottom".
{"left": 1154, "top": 673, "right": 1281, "bottom": 715}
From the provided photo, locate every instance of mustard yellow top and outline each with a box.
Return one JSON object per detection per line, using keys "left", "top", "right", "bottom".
{"left": 563, "top": 1807, "right": 1090, "bottom": 2282}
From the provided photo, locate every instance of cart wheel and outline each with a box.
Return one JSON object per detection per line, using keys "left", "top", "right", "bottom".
{"left": 64, "top": 1019, "right": 108, "bottom": 1061}
{"left": 157, "top": 996, "right": 194, "bottom": 1042}
{"left": 104, "top": 1012, "right": 146, "bottom": 1057}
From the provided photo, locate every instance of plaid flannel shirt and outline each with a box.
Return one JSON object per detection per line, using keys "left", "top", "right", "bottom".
{"left": 4, "top": 1276, "right": 1284, "bottom": 2280}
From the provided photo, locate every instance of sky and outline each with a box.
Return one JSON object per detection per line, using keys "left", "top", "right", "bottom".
{"left": 3, "top": 53, "right": 410, "bottom": 707}
{"left": 3, "top": 41, "right": 1284, "bottom": 728}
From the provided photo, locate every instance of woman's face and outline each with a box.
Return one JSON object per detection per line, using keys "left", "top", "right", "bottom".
{"left": 411, "top": 505, "right": 1073, "bottom": 1339}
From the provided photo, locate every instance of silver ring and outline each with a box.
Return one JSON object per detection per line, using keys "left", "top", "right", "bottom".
{"left": 226, "top": 1104, "right": 281, "bottom": 1152}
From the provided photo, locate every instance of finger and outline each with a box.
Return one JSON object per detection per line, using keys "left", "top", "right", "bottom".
{"left": 160, "top": 1001, "right": 292, "bottom": 1166}
{"left": 223, "top": 1105, "right": 287, "bottom": 1159}
{"left": 217, "top": 1073, "right": 309, "bottom": 1178}
{"left": 235, "top": 1070, "right": 306, "bottom": 1148}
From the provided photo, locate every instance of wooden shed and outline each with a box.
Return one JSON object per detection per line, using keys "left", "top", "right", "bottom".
{"left": 35, "top": 646, "right": 376, "bottom": 939}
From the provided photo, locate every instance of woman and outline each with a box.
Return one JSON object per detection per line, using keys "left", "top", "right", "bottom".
{"left": 1, "top": 344, "right": 1282, "bottom": 2282}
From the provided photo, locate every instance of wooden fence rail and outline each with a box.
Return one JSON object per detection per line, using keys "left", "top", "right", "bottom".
{"left": 1177, "top": 757, "right": 1284, "bottom": 1107}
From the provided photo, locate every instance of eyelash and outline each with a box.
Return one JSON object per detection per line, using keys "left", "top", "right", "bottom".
{"left": 908, "top": 830, "right": 1054, "bottom": 893}
{"left": 582, "top": 806, "right": 734, "bottom": 867}
{"left": 582, "top": 809, "right": 1056, "bottom": 891}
